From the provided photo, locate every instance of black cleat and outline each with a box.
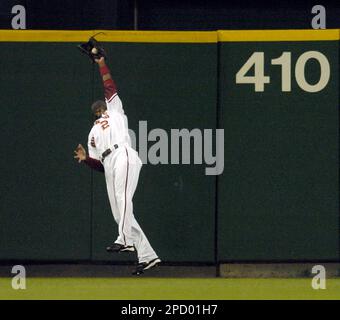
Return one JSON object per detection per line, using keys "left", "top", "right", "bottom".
{"left": 106, "top": 243, "right": 135, "bottom": 253}
{"left": 132, "top": 258, "right": 161, "bottom": 275}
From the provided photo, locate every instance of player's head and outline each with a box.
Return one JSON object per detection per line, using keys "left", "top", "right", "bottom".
{"left": 91, "top": 100, "right": 107, "bottom": 118}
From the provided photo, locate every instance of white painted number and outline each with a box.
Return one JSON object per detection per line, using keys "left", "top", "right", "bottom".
{"left": 271, "top": 52, "right": 292, "bottom": 92}
{"left": 295, "top": 51, "right": 330, "bottom": 92}
{"left": 235, "top": 52, "right": 270, "bottom": 92}
{"left": 236, "top": 51, "right": 330, "bottom": 92}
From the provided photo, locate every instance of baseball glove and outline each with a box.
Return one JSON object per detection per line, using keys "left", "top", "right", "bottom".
{"left": 77, "top": 35, "right": 107, "bottom": 63}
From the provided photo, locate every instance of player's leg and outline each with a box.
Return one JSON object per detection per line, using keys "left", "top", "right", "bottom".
{"left": 125, "top": 159, "right": 158, "bottom": 262}
{"left": 131, "top": 215, "right": 161, "bottom": 275}
{"left": 131, "top": 215, "right": 159, "bottom": 263}
{"left": 123, "top": 149, "right": 161, "bottom": 274}
{"left": 112, "top": 148, "right": 134, "bottom": 248}
{"left": 113, "top": 147, "right": 160, "bottom": 273}
{"left": 104, "top": 166, "right": 134, "bottom": 252}
{"left": 104, "top": 167, "right": 120, "bottom": 225}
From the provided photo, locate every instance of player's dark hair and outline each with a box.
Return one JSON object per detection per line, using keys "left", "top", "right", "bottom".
{"left": 91, "top": 100, "right": 107, "bottom": 113}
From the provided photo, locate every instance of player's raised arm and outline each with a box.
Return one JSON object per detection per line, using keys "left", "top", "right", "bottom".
{"left": 95, "top": 57, "right": 124, "bottom": 114}
{"left": 96, "top": 57, "right": 117, "bottom": 102}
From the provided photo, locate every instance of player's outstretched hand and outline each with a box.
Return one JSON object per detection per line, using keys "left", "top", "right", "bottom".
{"left": 95, "top": 56, "right": 105, "bottom": 66}
{"left": 74, "top": 144, "right": 87, "bottom": 163}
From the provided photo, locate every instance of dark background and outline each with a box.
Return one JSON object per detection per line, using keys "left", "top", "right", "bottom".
{"left": 0, "top": 0, "right": 339, "bottom": 30}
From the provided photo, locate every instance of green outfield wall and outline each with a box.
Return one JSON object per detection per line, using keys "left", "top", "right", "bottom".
{"left": 218, "top": 31, "right": 339, "bottom": 261}
{"left": 0, "top": 30, "right": 338, "bottom": 263}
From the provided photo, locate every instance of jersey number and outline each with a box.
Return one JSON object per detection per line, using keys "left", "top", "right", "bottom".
{"left": 97, "top": 113, "right": 110, "bottom": 130}
{"left": 100, "top": 120, "right": 110, "bottom": 130}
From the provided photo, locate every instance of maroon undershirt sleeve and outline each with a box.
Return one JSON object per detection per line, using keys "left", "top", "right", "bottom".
{"left": 99, "top": 64, "right": 117, "bottom": 101}
{"left": 83, "top": 156, "right": 104, "bottom": 173}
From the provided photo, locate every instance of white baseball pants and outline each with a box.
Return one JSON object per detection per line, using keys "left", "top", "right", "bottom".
{"left": 103, "top": 145, "right": 158, "bottom": 263}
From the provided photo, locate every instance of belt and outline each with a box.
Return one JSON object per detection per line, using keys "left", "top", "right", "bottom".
{"left": 101, "top": 144, "right": 119, "bottom": 162}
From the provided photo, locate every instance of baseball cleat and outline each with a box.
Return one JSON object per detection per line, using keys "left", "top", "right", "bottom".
{"left": 132, "top": 258, "right": 161, "bottom": 275}
{"left": 106, "top": 243, "right": 135, "bottom": 253}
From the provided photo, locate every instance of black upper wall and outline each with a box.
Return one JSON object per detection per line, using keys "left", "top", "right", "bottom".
{"left": 138, "top": 0, "right": 340, "bottom": 30}
{"left": 0, "top": 0, "right": 133, "bottom": 30}
{"left": 0, "top": 0, "right": 339, "bottom": 30}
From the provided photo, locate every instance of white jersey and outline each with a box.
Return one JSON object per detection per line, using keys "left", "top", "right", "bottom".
{"left": 87, "top": 93, "right": 131, "bottom": 161}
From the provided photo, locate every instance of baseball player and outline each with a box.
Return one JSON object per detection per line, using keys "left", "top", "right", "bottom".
{"left": 74, "top": 56, "right": 160, "bottom": 275}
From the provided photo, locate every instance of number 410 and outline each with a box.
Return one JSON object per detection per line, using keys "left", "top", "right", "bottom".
{"left": 236, "top": 51, "right": 330, "bottom": 92}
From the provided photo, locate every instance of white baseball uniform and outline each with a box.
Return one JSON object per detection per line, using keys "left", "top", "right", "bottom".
{"left": 87, "top": 83, "right": 158, "bottom": 264}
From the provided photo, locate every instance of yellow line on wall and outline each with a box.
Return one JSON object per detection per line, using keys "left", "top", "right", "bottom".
{"left": 101, "top": 30, "right": 217, "bottom": 43}
{"left": 0, "top": 30, "right": 217, "bottom": 43}
{"left": 0, "top": 30, "right": 93, "bottom": 42}
{"left": 218, "top": 29, "right": 340, "bottom": 42}
{"left": 0, "top": 29, "right": 339, "bottom": 43}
